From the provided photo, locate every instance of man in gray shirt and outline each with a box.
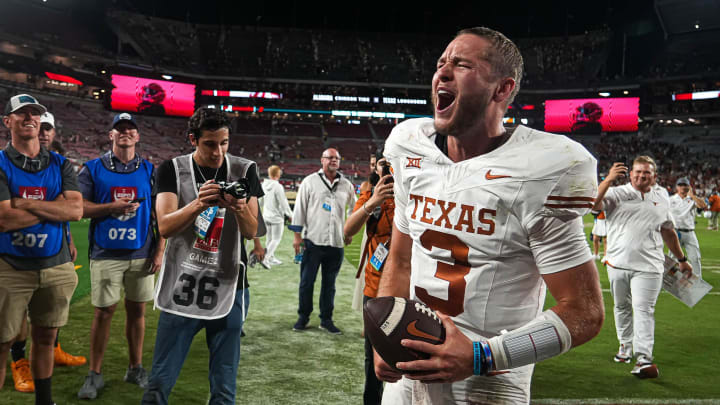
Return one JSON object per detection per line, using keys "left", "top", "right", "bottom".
{"left": 292, "top": 148, "right": 356, "bottom": 334}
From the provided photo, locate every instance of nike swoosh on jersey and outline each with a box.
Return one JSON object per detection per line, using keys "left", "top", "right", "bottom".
{"left": 485, "top": 170, "right": 512, "bottom": 180}
{"left": 406, "top": 320, "right": 442, "bottom": 343}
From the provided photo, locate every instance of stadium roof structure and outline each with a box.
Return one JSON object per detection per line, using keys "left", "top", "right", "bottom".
{"left": 654, "top": 0, "right": 720, "bottom": 36}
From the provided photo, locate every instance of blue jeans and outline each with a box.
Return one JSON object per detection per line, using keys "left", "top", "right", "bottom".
{"left": 141, "top": 289, "right": 250, "bottom": 405}
{"left": 297, "top": 240, "right": 344, "bottom": 323}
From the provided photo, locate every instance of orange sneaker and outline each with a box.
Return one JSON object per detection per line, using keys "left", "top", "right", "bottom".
{"left": 54, "top": 344, "right": 87, "bottom": 367}
{"left": 11, "top": 358, "right": 34, "bottom": 393}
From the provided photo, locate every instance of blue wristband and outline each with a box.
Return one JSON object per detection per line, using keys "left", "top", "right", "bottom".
{"left": 473, "top": 342, "right": 482, "bottom": 375}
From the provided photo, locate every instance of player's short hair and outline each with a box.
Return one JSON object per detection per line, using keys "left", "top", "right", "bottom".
{"left": 268, "top": 165, "right": 282, "bottom": 178}
{"left": 456, "top": 27, "right": 524, "bottom": 105}
{"left": 633, "top": 155, "right": 657, "bottom": 173}
{"left": 187, "top": 107, "right": 231, "bottom": 139}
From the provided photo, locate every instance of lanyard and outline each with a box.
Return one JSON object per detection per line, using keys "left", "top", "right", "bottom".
{"left": 317, "top": 172, "right": 339, "bottom": 193}
{"left": 108, "top": 151, "right": 141, "bottom": 172}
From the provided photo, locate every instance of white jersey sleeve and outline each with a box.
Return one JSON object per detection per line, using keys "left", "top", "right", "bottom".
{"left": 518, "top": 134, "right": 598, "bottom": 274}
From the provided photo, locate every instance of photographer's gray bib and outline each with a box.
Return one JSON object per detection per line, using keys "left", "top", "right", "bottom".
{"left": 154, "top": 153, "right": 253, "bottom": 319}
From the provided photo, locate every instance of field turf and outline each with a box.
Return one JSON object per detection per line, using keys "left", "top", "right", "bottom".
{"left": 1, "top": 216, "right": 719, "bottom": 404}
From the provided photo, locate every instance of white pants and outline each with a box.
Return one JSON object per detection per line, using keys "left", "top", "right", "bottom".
{"left": 265, "top": 221, "right": 284, "bottom": 260}
{"left": 669, "top": 230, "right": 702, "bottom": 278}
{"left": 607, "top": 267, "right": 662, "bottom": 360}
{"left": 382, "top": 367, "right": 533, "bottom": 405}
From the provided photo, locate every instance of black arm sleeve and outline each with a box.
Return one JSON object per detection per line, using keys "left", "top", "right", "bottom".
{"left": 61, "top": 160, "right": 80, "bottom": 192}
{"left": 155, "top": 160, "right": 178, "bottom": 194}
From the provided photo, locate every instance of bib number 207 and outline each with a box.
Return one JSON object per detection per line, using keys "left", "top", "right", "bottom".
{"left": 11, "top": 232, "right": 48, "bottom": 248}
{"left": 173, "top": 274, "right": 220, "bottom": 310}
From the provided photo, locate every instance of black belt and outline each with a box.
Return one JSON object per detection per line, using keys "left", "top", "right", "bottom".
{"left": 677, "top": 228, "right": 693, "bottom": 232}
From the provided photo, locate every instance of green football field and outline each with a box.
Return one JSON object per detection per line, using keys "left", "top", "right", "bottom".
{"left": 2, "top": 216, "right": 719, "bottom": 404}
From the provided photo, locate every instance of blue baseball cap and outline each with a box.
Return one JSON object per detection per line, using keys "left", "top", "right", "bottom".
{"left": 676, "top": 177, "right": 690, "bottom": 186}
{"left": 111, "top": 112, "right": 138, "bottom": 129}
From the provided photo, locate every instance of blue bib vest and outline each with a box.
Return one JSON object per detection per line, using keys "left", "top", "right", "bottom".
{"left": 0, "top": 150, "right": 64, "bottom": 257}
{"left": 85, "top": 157, "right": 153, "bottom": 250}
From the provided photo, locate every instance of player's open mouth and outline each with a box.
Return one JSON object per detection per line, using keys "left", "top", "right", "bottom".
{"left": 436, "top": 89, "right": 455, "bottom": 113}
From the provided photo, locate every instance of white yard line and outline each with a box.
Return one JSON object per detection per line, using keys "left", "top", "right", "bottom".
{"left": 534, "top": 399, "right": 720, "bottom": 405}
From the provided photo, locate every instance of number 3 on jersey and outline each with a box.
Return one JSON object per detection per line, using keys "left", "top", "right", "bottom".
{"left": 415, "top": 229, "right": 470, "bottom": 317}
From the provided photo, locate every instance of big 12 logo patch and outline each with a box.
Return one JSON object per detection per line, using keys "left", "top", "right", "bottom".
{"left": 19, "top": 186, "right": 47, "bottom": 200}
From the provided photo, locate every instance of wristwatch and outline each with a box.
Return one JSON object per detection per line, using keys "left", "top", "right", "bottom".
{"left": 678, "top": 256, "right": 688, "bottom": 263}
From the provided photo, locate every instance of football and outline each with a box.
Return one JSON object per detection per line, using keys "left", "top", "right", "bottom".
{"left": 364, "top": 296, "right": 446, "bottom": 370}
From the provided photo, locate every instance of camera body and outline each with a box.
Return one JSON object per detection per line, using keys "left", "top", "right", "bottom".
{"left": 217, "top": 179, "right": 250, "bottom": 200}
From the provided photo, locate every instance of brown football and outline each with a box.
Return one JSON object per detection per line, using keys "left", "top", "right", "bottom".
{"left": 364, "top": 296, "right": 446, "bottom": 370}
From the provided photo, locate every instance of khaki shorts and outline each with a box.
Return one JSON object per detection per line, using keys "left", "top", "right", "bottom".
{"left": 90, "top": 258, "right": 155, "bottom": 308}
{"left": 0, "top": 259, "right": 78, "bottom": 343}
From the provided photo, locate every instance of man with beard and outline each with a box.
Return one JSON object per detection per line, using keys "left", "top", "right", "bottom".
{"left": 374, "top": 28, "right": 604, "bottom": 404}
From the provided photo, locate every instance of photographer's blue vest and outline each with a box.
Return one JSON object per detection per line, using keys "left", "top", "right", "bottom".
{"left": 84, "top": 157, "right": 153, "bottom": 250}
{"left": 0, "top": 150, "right": 64, "bottom": 257}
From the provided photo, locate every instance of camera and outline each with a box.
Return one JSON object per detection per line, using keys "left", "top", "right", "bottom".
{"left": 217, "top": 179, "right": 249, "bottom": 200}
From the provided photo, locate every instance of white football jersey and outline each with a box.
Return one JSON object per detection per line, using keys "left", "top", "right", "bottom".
{"left": 384, "top": 118, "right": 597, "bottom": 341}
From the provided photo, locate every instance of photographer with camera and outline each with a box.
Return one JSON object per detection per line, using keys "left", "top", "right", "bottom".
{"left": 343, "top": 151, "right": 394, "bottom": 405}
{"left": 77, "top": 113, "right": 165, "bottom": 399}
{"left": 141, "top": 107, "right": 263, "bottom": 405}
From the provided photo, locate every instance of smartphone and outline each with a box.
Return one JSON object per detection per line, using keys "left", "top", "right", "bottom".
{"left": 381, "top": 164, "right": 394, "bottom": 184}
{"left": 130, "top": 197, "right": 146, "bottom": 203}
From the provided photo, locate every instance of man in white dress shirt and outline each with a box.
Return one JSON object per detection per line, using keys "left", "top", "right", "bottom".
{"left": 594, "top": 157, "right": 692, "bottom": 379}
{"left": 669, "top": 177, "right": 706, "bottom": 278}
{"left": 291, "top": 148, "right": 356, "bottom": 334}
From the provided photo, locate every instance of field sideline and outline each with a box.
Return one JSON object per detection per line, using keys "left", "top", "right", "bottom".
{"left": 1, "top": 215, "right": 719, "bottom": 404}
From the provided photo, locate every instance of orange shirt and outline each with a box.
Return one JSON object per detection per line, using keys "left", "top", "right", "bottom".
{"left": 709, "top": 195, "right": 720, "bottom": 212}
{"left": 353, "top": 190, "right": 395, "bottom": 297}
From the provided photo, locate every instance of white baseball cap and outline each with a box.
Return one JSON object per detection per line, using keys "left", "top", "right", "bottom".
{"left": 40, "top": 112, "right": 55, "bottom": 128}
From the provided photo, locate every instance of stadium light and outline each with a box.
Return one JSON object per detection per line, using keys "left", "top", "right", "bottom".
{"left": 623, "top": 90, "right": 629, "bottom": 95}
{"left": 161, "top": 75, "right": 173, "bottom": 80}
{"left": 598, "top": 92, "right": 611, "bottom": 97}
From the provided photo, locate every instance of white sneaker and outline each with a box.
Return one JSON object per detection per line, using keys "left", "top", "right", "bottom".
{"left": 259, "top": 258, "right": 271, "bottom": 269}
{"left": 269, "top": 257, "right": 282, "bottom": 265}
{"left": 613, "top": 344, "right": 632, "bottom": 363}
{"left": 631, "top": 355, "right": 658, "bottom": 379}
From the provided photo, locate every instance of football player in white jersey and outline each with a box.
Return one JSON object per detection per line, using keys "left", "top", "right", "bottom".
{"left": 373, "top": 27, "right": 605, "bottom": 404}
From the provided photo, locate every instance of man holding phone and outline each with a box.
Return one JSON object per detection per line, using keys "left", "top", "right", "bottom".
{"left": 76, "top": 113, "right": 165, "bottom": 399}
{"left": 343, "top": 151, "right": 395, "bottom": 404}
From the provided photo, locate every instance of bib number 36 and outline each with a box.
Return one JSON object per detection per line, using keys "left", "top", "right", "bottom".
{"left": 173, "top": 273, "right": 220, "bottom": 310}
{"left": 415, "top": 230, "right": 471, "bottom": 317}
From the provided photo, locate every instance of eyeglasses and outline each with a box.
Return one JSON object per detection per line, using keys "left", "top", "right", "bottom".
{"left": 322, "top": 156, "right": 341, "bottom": 161}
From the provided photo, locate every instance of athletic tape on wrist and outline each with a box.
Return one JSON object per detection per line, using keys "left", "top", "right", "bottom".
{"left": 486, "top": 310, "right": 572, "bottom": 371}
